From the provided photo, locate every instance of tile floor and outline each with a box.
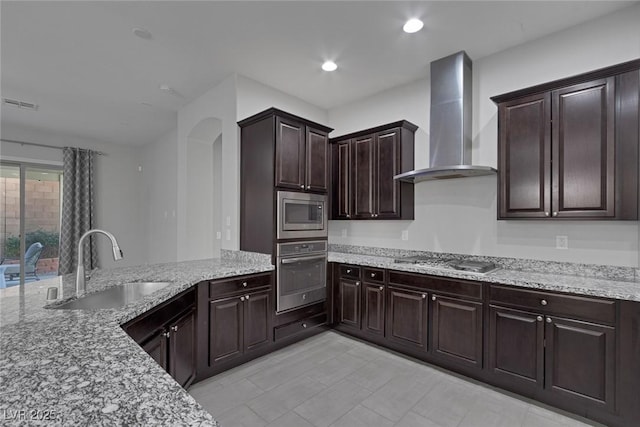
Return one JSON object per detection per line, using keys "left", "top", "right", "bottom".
{"left": 189, "top": 331, "right": 603, "bottom": 427}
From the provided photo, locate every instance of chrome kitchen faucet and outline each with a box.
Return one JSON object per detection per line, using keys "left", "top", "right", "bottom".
{"left": 76, "top": 229, "right": 123, "bottom": 296}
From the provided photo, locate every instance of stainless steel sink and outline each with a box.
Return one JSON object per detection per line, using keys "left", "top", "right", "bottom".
{"left": 50, "top": 282, "right": 172, "bottom": 310}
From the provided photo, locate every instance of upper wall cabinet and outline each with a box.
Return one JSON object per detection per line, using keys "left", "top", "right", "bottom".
{"left": 330, "top": 121, "right": 417, "bottom": 220}
{"left": 492, "top": 59, "right": 640, "bottom": 220}
{"left": 275, "top": 115, "right": 330, "bottom": 193}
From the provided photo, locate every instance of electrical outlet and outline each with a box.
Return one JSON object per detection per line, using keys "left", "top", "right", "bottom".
{"left": 226, "top": 216, "right": 231, "bottom": 226}
{"left": 556, "top": 235, "right": 568, "bottom": 250}
{"left": 341, "top": 228, "right": 347, "bottom": 238}
{"left": 216, "top": 231, "right": 221, "bottom": 240}
{"left": 401, "top": 230, "right": 409, "bottom": 241}
{"left": 226, "top": 230, "right": 231, "bottom": 241}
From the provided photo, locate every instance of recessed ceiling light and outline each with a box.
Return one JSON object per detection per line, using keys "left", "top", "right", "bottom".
{"left": 132, "top": 27, "right": 152, "bottom": 40}
{"left": 403, "top": 18, "right": 424, "bottom": 33}
{"left": 322, "top": 61, "right": 338, "bottom": 72}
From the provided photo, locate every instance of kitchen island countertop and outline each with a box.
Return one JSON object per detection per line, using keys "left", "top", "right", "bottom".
{"left": 0, "top": 251, "right": 273, "bottom": 426}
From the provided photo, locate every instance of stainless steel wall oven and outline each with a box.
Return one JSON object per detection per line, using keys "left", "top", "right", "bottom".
{"left": 276, "top": 240, "right": 327, "bottom": 313}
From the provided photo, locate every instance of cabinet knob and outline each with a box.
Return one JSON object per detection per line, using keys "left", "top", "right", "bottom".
{"left": 536, "top": 316, "right": 543, "bottom": 322}
{"left": 307, "top": 185, "right": 311, "bottom": 189}
{"left": 302, "top": 323, "right": 307, "bottom": 328}
{"left": 355, "top": 282, "right": 360, "bottom": 286}
{"left": 171, "top": 325, "right": 178, "bottom": 332}
{"left": 544, "top": 212, "right": 550, "bottom": 217}
{"left": 540, "top": 299, "right": 548, "bottom": 306}
{"left": 346, "top": 214, "right": 351, "bottom": 218}
{"left": 242, "top": 281, "right": 248, "bottom": 288}
{"left": 546, "top": 317, "right": 552, "bottom": 323}
{"left": 552, "top": 212, "right": 558, "bottom": 217}
{"left": 422, "top": 294, "right": 427, "bottom": 299}
{"left": 300, "top": 185, "right": 304, "bottom": 189}
{"left": 240, "top": 296, "right": 245, "bottom": 301}
{"left": 432, "top": 295, "right": 436, "bottom": 301}
{"left": 245, "top": 294, "right": 250, "bottom": 300}
{"left": 346, "top": 269, "right": 351, "bottom": 273}
{"left": 371, "top": 273, "right": 376, "bottom": 278}
{"left": 379, "top": 286, "right": 384, "bottom": 291}
{"left": 163, "top": 331, "right": 170, "bottom": 338}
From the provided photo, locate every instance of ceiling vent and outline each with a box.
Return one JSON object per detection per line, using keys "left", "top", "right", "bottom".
{"left": 2, "top": 97, "right": 39, "bottom": 111}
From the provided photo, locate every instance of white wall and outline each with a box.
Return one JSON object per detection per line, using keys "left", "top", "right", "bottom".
{"left": 140, "top": 128, "right": 178, "bottom": 264}
{"left": 186, "top": 137, "right": 216, "bottom": 260}
{"left": 236, "top": 74, "right": 328, "bottom": 124}
{"left": 0, "top": 123, "right": 145, "bottom": 269}
{"left": 328, "top": 5, "right": 640, "bottom": 267}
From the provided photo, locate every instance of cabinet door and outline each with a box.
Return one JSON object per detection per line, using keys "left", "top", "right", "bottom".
{"left": 339, "top": 279, "right": 361, "bottom": 329}
{"left": 275, "top": 116, "right": 305, "bottom": 190}
{"left": 306, "top": 127, "right": 328, "bottom": 193}
{"left": 545, "top": 316, "right": 615, "bottom": 411}
{"left": 498, "top": 93, "right": 551, "bottom": 218}
{"left": 375, "top": 129, "right": 401, "bottom": 218}
{"left": 431, "top": 295, "right": 483, "bottom": 368}
{"left": 244, "top": 289, "right": 272, "bottom": 352}
{"left": 169, "top": 309, "right": 196, "bottom": 388}
{"left": 209, "top": 295, "right": 244, "bottom": 366}
{"left": 352, "top": 135, "right": 375, "bottom": 218}
{"left": 552, "top": 78, "right": 615, "bottom": 218}
{"left": 386, "top": 286, "right": 427, "bottom": 350}
{"left": 142, "top": 331, "right": 168, "bottom": 371}
{"left": 488, "top": 306, "right": 544, "bottom": 390}
{"left": 332, "top": 141, "right": 352, "bottom": 219}
{"left": 362, "top": 282, "right": 385, "bottom": 337}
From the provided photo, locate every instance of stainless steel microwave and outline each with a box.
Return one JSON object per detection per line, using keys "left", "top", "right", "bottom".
{"left": 276, "top": 191, "right": 328, "bottom": 240}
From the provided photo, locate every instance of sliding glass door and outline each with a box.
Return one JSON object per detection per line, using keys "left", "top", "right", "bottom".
{"left": 0, "top": 161, "right": 63, "bottom": 288}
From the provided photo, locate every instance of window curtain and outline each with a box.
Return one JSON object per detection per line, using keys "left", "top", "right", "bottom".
{"left": 58, "top": 147, "right": 97, "bottom": 275}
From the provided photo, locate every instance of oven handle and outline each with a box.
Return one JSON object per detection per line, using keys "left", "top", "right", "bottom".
{"left": 280, "top": 255, "right": 327, "bottom": 264}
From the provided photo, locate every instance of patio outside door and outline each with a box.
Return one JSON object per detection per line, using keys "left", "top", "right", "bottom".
{"left": 0, "top": 162, "right": 63, "bottom": 288}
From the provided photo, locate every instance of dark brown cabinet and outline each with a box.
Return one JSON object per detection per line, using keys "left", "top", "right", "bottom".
{"left": 431, "top": 294, "right": 483, "bottom": 368}
{"left": 386, "top": 285, "right": 428, "bottom": 351}
{"left": 209, "top": 288, "right": 272, "bottom": 368}
{"left": 122, "top": 289, "right": 197, "bottom": 389}
{"left": 339, "top": 278, "right": 361, "bottom": 329}
{"left": 362, "top": 282, "right": 385, "bottom": 336}
{"left": 275, "top": 116, "right": 329, "bottom": 193}
{"left": 488, "top": 285, "right": 617, "bottom": 412}
{"left": 493, "top": 61, "right": 639, "bottom": 220}
{"left": 330, "top": 121, "right": 416, "bottom": 220}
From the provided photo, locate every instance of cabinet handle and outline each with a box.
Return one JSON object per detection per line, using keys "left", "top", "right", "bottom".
{"left": 546, "top": 317, "right": 552, "bottom": 323}
{"left": 379, "top": 286, "right": 384, "bottom": 291}
{"left": 242, "top": 281, "right": 248, "bottom": 287}
{"left": 544, "top": 212, "right": 550, "bottom": 217}
{"left": 422, "top": 294, "right": 426, "bottom": 299}
{"left": 163, "top": 331, "right": 170, "bottom": 338}
{"left": 432, "top": 295, "right": 436, "bottom": 301}
{"left": 302, "top": 323, "right": 307, "bottom": 328}
{"left": 240, "top": 296, "right": 245, "bottom": 301}
{"left": 300, "top": 185, "right": 304, "bottom": 189}
{"left": 553, "top": 212, "right": 558, "bottom": 217}
{"left": 245, "top": 294, "right": 250, "bottom": 300}
{"left": 171, "top": 325, "right": 178, "bottom": 332}
{"left": 536, "top": 316, "right": 543, "bottom": 322}
{"left": 540, "top": 299, "right": 548, "bottom": 306}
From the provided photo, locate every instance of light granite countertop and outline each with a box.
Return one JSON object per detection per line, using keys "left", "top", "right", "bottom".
{"left": 0, "top": 251, "right": 273, "bottom": 426}
{"left": 328, "top": 248, "right": 640, "bottom": 302}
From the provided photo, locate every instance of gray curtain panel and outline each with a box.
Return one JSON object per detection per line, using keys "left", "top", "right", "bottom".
{"left": 58, "top": 147, "right": 97, "bottom": 275}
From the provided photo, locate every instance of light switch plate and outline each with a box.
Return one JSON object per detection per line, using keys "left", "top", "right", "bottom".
{"left": 556, "top": 235, "right": 568, "bottom": 250}
{"left": 401, "top": 230, "right": 409, "bottom": 241}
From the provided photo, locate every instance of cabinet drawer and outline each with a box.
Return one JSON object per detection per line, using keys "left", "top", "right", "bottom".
{"left": 274, "top": 313, "right": 327, "bottom": 341}
{"left": 340, "top": 265, "right": 361, "bottom": 279}
{"left": 490, "top": 285, "right": 616, "bottom": 325}
{"left": 209, "top": 273, "right": 272, "bottom": 299}
{"left": 363, "top": 268, "right": 384, "bottom": 283}
{"left": 389, "top": 271, "right": 482, "bottom": 300}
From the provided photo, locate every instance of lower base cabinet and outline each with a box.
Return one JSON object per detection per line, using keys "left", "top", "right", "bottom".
{"left": 386, "top": 285, "right": 428, "bottom": 350}
{"left": 122, "top": 289, "right": 197, "bottom": 389}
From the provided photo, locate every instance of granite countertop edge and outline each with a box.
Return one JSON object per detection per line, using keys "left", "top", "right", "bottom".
{"left": 328, "top": 251, "right": 640, "bottom": 302}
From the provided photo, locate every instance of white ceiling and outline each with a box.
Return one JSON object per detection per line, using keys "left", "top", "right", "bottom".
{"left": 1, "top": 1, "right": 636, "bottom": 147}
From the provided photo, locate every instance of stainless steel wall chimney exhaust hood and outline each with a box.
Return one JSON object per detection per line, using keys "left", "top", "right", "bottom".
{"left": 394, "top": 51, "right": 496, "bottom": 183}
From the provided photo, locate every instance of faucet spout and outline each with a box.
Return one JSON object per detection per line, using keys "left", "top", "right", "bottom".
{"left": 76, "top": 229, "right": 123, "bottom": 297}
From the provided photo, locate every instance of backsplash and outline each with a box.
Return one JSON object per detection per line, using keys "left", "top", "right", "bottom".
{"left": 329, "top": 243, "right": 638, "bottom": 282}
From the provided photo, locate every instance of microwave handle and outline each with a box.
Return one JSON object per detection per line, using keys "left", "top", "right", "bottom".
{"left": 281, "top": 255, "right": 327, "bottom": 264}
